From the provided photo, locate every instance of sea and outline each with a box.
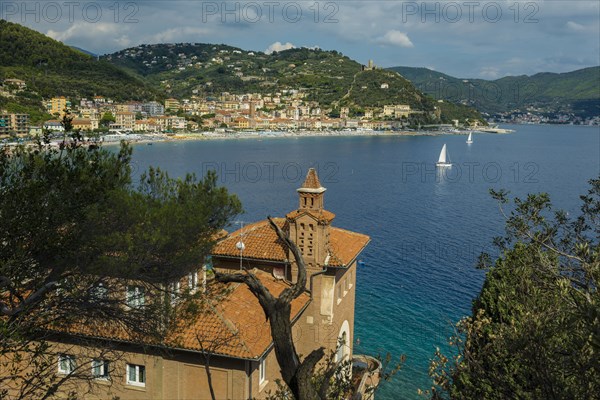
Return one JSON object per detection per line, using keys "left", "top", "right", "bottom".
{"left": 126, "top": 124, "right": 599, "bottom": 399}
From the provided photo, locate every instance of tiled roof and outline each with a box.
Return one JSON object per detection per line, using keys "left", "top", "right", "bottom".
{"left": 327, "top": 227, "right": 371, "bottom": 267}
{"left": 212, "top": 218, "right": 289, "bottom": 262}
{"left": 172, "top": 270, "right": 310, "bottom": 359}
{"left": 54, "top": 270, "right": 310, "bottom": 360}
{"left": 301, "top": 168, "right": 322, "bottom": 189}
{"left": 212, "top": 219, "right": 370, "bottom": 268}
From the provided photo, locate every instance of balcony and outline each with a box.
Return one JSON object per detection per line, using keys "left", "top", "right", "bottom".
{"left": 350, "top": 354, "right": 382, "bottom": 400}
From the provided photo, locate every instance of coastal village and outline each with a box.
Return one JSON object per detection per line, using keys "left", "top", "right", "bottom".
{"left": 2, "top": 82, "right": 596, "bottom": 140}
{"left": 1, "top": 13, "right": 598, "bottom": 400}
{"left": 1, "top": 77, "right": 440, "bottom": 139}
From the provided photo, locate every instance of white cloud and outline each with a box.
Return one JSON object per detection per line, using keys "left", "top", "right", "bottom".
{"left": 265, "top": 41, "right": 295, "bottom": 54}
{"left": 375, "top": 30, "right": 414, "bottom": 48}
{"left": 46, "top": 22, "right": 133, "bottom": 50}
{"left": 479, "top": 67, "right": 500, "bottom": 79}
{"left": 565, "top": 21, "right": 598, "bottom": 33}
{"left": 47, "top": 22, "right": 117, "bottom": 42}
{"left": 148, "top": 27, "right": 212, "bottom": 44}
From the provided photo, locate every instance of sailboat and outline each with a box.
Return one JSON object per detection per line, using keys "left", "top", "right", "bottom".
{"left": 436, "top": 144, "right": 452, "bottom": 167}
{"left": 466, "top": 132, "right": 473, "bottom": 144}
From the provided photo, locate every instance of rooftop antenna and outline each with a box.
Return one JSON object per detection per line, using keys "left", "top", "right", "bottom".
{"left": 234, "top": 220, "right": 245, "bottom": 271}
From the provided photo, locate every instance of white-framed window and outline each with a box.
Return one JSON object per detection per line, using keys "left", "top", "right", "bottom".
{"left": 126, "top": 364, "right": 146, "bottom": 387}
{"left": 259, "top": 358, "right": 266, "bottom": 384}
{"left": 188, "top": 271, "right": 198, "bottom": 292}
{"left": 347, "top": 271, "right": 353, "bottom": 289}
{"left": 343, "top": 277, "right": 348, "bottom": 295}
{"left": 90, "top": 282, "right": 108, "bottom": 302}
{"left": 91, "top": 359, "right": 109, "bottom": 379}
{"left": 126, "top": 286, "right": 145, "bottom": 308}
{"left": 336, "top": 331, "right": 347, "bottom": 363}
{"left": 58, "top": 354, "right": 76, "bottom": 374}
{"left": 169, "top": 281, "right": 180, "bottom": 305}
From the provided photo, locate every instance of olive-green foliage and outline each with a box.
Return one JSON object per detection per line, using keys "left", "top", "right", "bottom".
{"left": 342, "top": 69, "right": 433, "bottom": 110}
{"left": 0, "top": 128, "right": 242, "bottom": 397}
{"left": 434, "top": 101, "right": 485, "bottom": 124}
{"left": 391, "top": 65, "right": 600, "bottom": 118}
{"left": 105, "top": 44, "right": 484, "bottom": 122}
{"left": 427, "top": 179, "right": 600, "bottom": 399}
{"left": 0, "top": 20, "right": 158, "bottom": 121}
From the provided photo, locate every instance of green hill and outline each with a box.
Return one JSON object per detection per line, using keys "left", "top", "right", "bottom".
{"left": 0, "top": 20, "right": 486, "bottom": 126}
{"left": 104, "top": 44, "right": 484, "bottom": 123}
{"left": 0, "top": 20, "right": 157, "bottom": 123}
{"left": 390, "top": 66, "right": 600, "bottom": 117}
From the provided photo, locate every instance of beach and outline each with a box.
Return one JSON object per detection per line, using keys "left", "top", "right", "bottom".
{"left": 100, "top": 129, "right": 471, "bottom": 145}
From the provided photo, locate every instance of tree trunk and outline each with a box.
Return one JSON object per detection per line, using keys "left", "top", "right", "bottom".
{"left": 215, "top": 217, "right": 331, "bottom": 400}
{"left": 202, "top": 354, "right": 217, "bottom": 400}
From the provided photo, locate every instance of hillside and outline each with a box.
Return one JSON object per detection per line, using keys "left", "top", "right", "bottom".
{"left": 0, "top": 20, "right": 485, "bottom": 126}
{"left": 0, "top": 20, "right": 157, "bottom": 123}
{"left": 390, "top": 66, "right": 600, "bottom": 118}
{"left": 104, "top": 44, "right": 484, "bottom": 123}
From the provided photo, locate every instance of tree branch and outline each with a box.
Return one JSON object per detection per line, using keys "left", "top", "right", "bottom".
{"left": 267, "top": 216, "right": 307, "bottom": 302}
{"left": 1, "top": 281, "right": 58, "bottom": 317}
{"left": 215, "top": 270, "right": 276, "bottom": 318}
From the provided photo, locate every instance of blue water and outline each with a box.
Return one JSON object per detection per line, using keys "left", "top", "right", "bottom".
{"left": 126, "top": 124, "right": 599, "bottom": 399}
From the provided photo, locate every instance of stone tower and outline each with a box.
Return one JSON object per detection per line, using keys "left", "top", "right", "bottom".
{"left": 287, "top": 168, "right": 335, "bottom": 282}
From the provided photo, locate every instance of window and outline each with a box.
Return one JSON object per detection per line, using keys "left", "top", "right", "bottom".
{"left": 126, "top": 364, "right": 146, "bottom": 387}
{"left": 91, "top": 359, "right": 109, "bottom": 379}
{"left": 169, "top": 281, "right": 180, "bottom": 305}
{"left": 259, "top": 358, "right": 266, "bottom": 384}
{"left": 188, "top": 271, "right": 198, "bottom": 292}
{"left": 347, "top": 271, "right": 353, "bottom": 289}
{"left": 58, "top": 354, "right": 75, "bottom": 374}
{"left": 337, "top": 283, "right": 342, "bottom": 301}
{"left": 90, "top": 282, "right": 108, "bottom": 302}
{"left": 126, "top": 286, "right": 145, "bottom": 308}
{"left": 336, "top": 332, "right": 347, "bottom": 362}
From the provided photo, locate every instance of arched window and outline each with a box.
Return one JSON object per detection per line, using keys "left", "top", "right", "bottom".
{"left": 336, "top": 331, "right": 347, "bottom": 362}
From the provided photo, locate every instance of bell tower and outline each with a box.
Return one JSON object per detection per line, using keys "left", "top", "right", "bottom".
{"left": 298, "top": 168, "right": 325, "bottom": 211}
{"left": 287, "top": 169, "right": 335, "bottom": 282}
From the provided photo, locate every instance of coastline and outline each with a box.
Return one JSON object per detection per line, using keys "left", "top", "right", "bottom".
{"left": 101, "top": 129, "right": 476, "bottom": 146}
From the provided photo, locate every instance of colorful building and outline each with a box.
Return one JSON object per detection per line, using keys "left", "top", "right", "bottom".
{"left": 7, "top": 169, "right": 371, "bottom": 399}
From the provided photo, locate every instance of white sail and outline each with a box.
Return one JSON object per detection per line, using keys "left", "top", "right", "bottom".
{"left": 466, "top": 132, "right": 473, "bottom": 143}
{"left": 438, "top": 144, "right": 447, "bottom": 163}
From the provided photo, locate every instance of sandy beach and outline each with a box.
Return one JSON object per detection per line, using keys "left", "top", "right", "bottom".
{"left": 101, "top": 129, "right": 466, "bottom": 145}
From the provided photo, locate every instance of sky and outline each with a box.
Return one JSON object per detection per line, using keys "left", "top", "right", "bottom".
{"left": 2, "top": 0, "right": 599, "bottom": 78}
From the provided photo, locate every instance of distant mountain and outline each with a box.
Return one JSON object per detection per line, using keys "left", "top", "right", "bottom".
{"left": 104, "top": 44, "right": 484, "bottom": 123}
{"left": 70, "top": 46, "right": 98, "bottom": 58}
{"left": 0, "top": 20, "right": 157, "bottom": 122}
{"left": 0, "top": 20, "right": 485, "bottom": 125}
{"left": 390, "top": 66, "right": 600, "bottom": 117}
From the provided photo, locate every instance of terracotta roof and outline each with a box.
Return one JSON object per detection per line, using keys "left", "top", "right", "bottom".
{"left": 172, "top": 270, "right": 310, "bottom": 359}
{"left": 328, "top": 227, "right": 370, "bottom": 267}
{"left": 212, "top": 219, "right": 370, "bottom": 268}
{"left": 301, "top": 168, "right": 322, "bottom": 189}
{"left": 212, "top": 218, "right": 289, "bottom": 262}
{"left": 53, "top": 270, "right": 310, "bottom": 360}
